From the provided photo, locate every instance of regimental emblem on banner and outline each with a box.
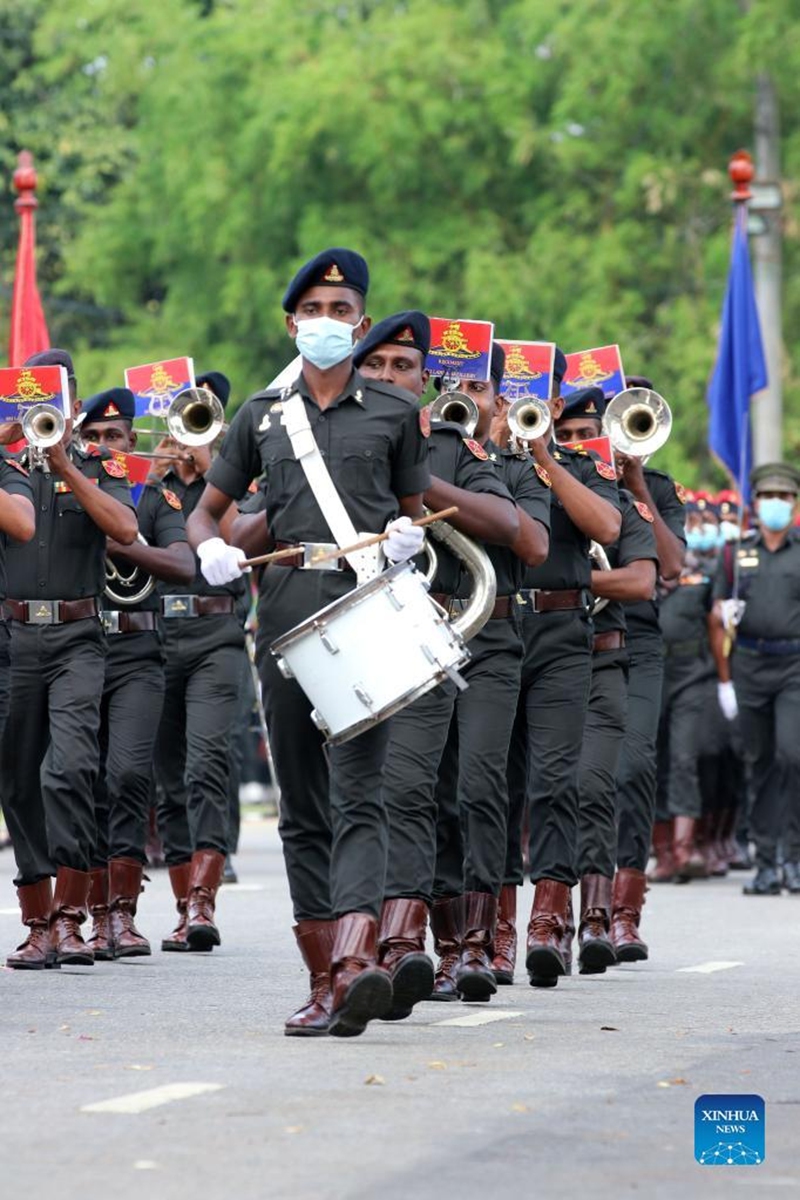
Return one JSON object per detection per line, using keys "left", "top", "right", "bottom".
{"left": 419, "top": 406, "right": 432, "bottom": 438}
{"left": 561, "top": 345, "right": 625, "bottom": 399}
{"left": 534, "top": 463, "right": 552, "bottom": 488}
{"left": 162, "top": 488, "right": 182, "bottom": 510}
{"left": 0, "top": 365, "right": 70, "bottom": 423}
{"left": 102, "top": 458, "right": 127, "bottom": 479}
{"left": 463, "top": 437, "right": 489, "bottom": 460}
{"left": 635, "top": 501, "right": 654, "bottom": 523}
{"left": 426, "top": 318, "right": 494, "bottom": 383}
{"left": 125, "top": 356, "right": 195, "bottom": 419}
{"left": 497, "top": 341, "right": 554, "bottom": 402}
{"left": 675, "top": 481, "right": 688, "bottom": 505}
{"left": 562, "top": 434, "right": 615, "bottom": 469}
{"left": 595, "top": 460, "right": 617, "bottom": 481}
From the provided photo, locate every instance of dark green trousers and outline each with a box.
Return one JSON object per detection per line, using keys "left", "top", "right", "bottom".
{"left": 615, "top": 634, "right": 664, "bottom": 871}
{"left": 577, "top": 650, "right": 628, "bottom": 878}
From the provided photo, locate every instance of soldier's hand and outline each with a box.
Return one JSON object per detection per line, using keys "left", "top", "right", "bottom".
{"left": 617, "top": 452, "right": 645, "bottom": 490}
{"left": 717, "top": 680, "right": 738, "bottom": 721}
{"left": 488, "top": 405, "right": 511, "bottom": 450}
{"left": 44, "top": 438, "right": 70, "bottom": 475}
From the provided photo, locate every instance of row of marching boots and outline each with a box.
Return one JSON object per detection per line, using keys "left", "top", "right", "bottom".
{"left": 6, "top": 850, "right": 226, "bottom": 969}
{"left": 648, "top": 812, "right": 751, "bottom": 885}
{"left": 285, "top": 873, "right": 651, "bottom": 1038}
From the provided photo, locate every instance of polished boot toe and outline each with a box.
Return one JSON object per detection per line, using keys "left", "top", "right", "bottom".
{"left": 285, "top": 920, "right": 335, "bottom": 1037}
{"left": 491, "top": 884, "right": 517, "bottom": 985}
{"left": 429, "top": 896, "right": 463, "bottom": 1001}
{"left": 743, "top": 867, "right": 781, "bottom": 896}
{"left": 456, "top": 892, "right": 498, "bottom": 1002}
{"left": 186, "top": 850, "right": 225, "bottom": 951}
{"left": 378, "top": 898, "right": 434, "bottom": 1021}
{"left": 578, "top": 875, "right": 616, "bottom": 975}
{"left": 51, "top": 867, "right": 93, "bottom": 966}
{"left": 610, "top": 869, "right": 649, "bottom": 962}
{"left": 526, "top": 880, "right": 570, "bottom": 987}
{"left": 6, "top": 879, "right": 56, "bottom": 970}
{"left": 328, "top": 913, "right": 393, "bottom": 1038}
{"left": 108, "top": 859, "right": 151, "bottom": 958}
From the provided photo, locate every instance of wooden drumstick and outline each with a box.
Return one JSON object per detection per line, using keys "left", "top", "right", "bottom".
{"left": 308, "top": 507, "right": 459, "bottom": 566}
{"left": 239, "top": 544, "right": 307, "bottom": 569}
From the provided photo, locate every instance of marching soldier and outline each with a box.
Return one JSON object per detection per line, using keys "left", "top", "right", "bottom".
{"left": 711, "top": 462, "right": 800, "bottom": 896}
{"left": 188, "top": 250, "right": 432, "bottom": 1037}
{"left": 148, "top": 371, "right": 247, "bottom": 953}
{"left": 79, "top": 387, "right": 195, "bottom": 959}
{"left": 552, "top": 389, "right": 658, "bottom": 974}
{"left": 3, "top": 349, "right": 138, "bottom": 970}
{"left": 504, "top": 370, "right": 622, "bottom": 988}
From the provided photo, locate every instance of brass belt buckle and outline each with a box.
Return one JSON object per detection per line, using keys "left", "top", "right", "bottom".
{"left": 26, "top": 600, "right": 59, "bottom": 624}
{"left": 303, "top": 543, "right": 339, "bottom": 571}
{"left": 101, "top": 610, "right": 121, "bottom": 635}
{"left": 162, "top": 595, "right": 197, "bottom": 618}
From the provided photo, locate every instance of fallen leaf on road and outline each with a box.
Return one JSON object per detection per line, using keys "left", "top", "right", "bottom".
{"left": 284, "top": 1126, "right": 304, "bottom": 1134}
{"left": 85, "top": 1010, "right": 103, "bottom": 1016}
{"left": 59, "top": 1025, "right": 70, "bottom": 1032}
{"left": 600, "top": 1026, "right": 618, "bottom": 1032}
{"left": 364, "top": 1074, "right": 385, "bottom": 1086}
{"left": 427, "top": 1061, "right": 447, "bottom": 1070}
{"left": 523, "top": 1034, "right": 535, "bottom": 1041}
{"left": 78, "top": 1035, "right": 94, "bottom": 1042}
{"left": 669, "top": 1078, "right": 688, "bottom": 1085}
{"left": 492, "top": 1043, "right": 505, "bottom": 1048}
{"left": 125, "top": 1064, "right": 154, "bottom": 1071}
{"left": 511, "top": 1103, "right": 530, "bottom": 1113}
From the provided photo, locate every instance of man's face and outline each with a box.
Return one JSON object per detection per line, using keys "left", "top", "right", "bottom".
{"left": 457, "top": 378, "right": 504, "bottom": 440}
{"left": 554, "top": 416, "right": 603, "bottom": 445}
{"left": 80, "top": 418, "right": 135, "bottom": 454}
{"left": 358, "top": 345, "right": 428, "bottom": 397}
{"left": 755, "top": 489, "right": 797, "bottom": 528}
{"left": 285, "top": 286, "right": 370, "bottom": 337}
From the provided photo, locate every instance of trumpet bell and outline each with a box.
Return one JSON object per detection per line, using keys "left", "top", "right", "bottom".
{"left": 21, "top": 403, "right": 66, "bottom": 450}
{"left": 507, "top": 395, "right": 551, "bottom": 445}
{"left": 166, "top": 387, "right": 225, "bottom": 447}
{"left": 429, "top": 391, "right": 479, "bottom": 437}
{"left": 602, "top": 387, "right": 671, "bottom": 459}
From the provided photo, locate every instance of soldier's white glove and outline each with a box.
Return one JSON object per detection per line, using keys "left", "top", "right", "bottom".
{"left": 717, "top": 680, "right": 738, "bottom": 721}
{"left": 383, "top": 516, "right": 424, "bottom": 563}
{"left": 719, "top": 598, "right": 746, "bottom": 631}
{"left": 197, "top": 537, "right": 249, "bottom": 586}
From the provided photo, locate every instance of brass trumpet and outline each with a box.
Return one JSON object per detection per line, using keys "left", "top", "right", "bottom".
{"left": 429, "top": 390, "right": 479, "bottom": 437}
{"left": 507, "top": 394, "right": 551, "bottom": 450}
{"left": 135, "top": 387, "right": 227, "bottom": 448}
{"left": 21, "top": 403, "right": 67, "bottom": 472}
{"left": 602, "top": 387, "right": 671, "bottom": 461}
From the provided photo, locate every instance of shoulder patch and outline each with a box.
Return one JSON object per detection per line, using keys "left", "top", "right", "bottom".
{"left": 102, "top": 458, "right": 127, "bottom": 479}
{"left": 5, "top": 459, "right": 28, "bottom": 475}
{"left": 595, "top": 460, "right": 617, "bottom": 481}
{"left": 463, "top": 437, "right": 488, "bottom": 461}
{"left": 534, "top": 463, "right": 552, "bottom": 488}
{"left": 419, "top": 406, "right": 431, "bottom": 438}
{"left": 162, "top": 488, "right": 182, "bottom": 511}
{"left": 634, "top": 500, "right": 654, "bottom": 523}
{"left": 674, "top": 481, "right": 687, "bottom": 505}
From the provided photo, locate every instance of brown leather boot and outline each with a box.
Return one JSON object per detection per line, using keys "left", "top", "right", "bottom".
{"left": 108, "top": 858, "right": 151, "bottom": 958}
{"left": 526, "top": 879, "right": 571, "bottom": 987}
{"left": 429, "top": 895, "right": 463, "bottom": 1000}
{"left": 491, "top": 884, "right": 517, "bottom": 985}
{"left": 50, "top": 867, "right": 93, "bottom": 966}
{"left": 285, "top": 920, "right": 336, "bottom": 1037}
{"left": 186, "top": 849, "right": 225, "bottom": 950}
{"left": 86, "top": 868, "right": 114, "bottom": 961}
{"left": 378, "top": 898, "right": 434, "bottom": 1021}
{"left": 456, "top": 891, "right": 498, "bottom": 1002}
{"left": 6, "top": 878, "right": 56, "bottom": 970}
{"left": 161, "top": 862, "right": 192, "bottom": 952}
{"left": 578, "top": 874, "right": 616, "bottom": 975}
{"left": 610, "top": 868, "right": 649, "bottom": 961}
{"left": 328, "top": 912, "right": 393, "bottom": 1038}
{"left": 701, "top": 811, "right": 728, "bottom": 877}
{"left": 647, "top": 820, "right": 675, "bottom": 883}
{"left": 673, "top": 816, "right": 708, "bottom": 883}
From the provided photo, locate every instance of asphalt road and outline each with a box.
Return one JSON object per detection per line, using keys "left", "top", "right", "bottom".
{"left": 1, "top": 818, "right": 798, "bottom": 1200}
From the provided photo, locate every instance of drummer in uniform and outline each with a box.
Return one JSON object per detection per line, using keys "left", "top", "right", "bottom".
{"left": 78, "top": 387, "right": 195, "bottom": 960}
{"left": 187, "top": 250, "right": 431, "bottom": 1038}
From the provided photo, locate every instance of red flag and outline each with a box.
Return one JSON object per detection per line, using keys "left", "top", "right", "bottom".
{"left": 8, "top": 152, "right": 50, "bottom": 367}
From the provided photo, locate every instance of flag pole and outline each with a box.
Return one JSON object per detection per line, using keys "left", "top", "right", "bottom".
{"left": 8, "top": 150, "right": 50, "bottom": 367}
{"left": 728, "top": 151, "right": 754, "bottom": 606}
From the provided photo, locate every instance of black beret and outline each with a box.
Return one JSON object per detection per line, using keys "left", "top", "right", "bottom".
{"left": 559, "top": 385, "right": 606, "bottom": 422}
{"left": 196, "top": 371, "right": 231, "bottom": 409}
{"left": 750, "top": 461, "right": 800, "bottom": 496}
{"left": 625, "top": 374, "right": 654, "bottom": 391}
{"left": 81, "top": 387, "right": 136, "bottom": 424}
{"left": 282, "top": 248, "right": 369, "bottom": 313}
{"left": 353, "top": 311, "right": 430, "bottom": 367}
{"left": 24, "top": 348, "right": 75, "bottom": 379}
{"left": 553, "top": 347, "right": 567, "bottom": 385}
{"left": 490, "top": 342, "right": 505, "bottom": 387}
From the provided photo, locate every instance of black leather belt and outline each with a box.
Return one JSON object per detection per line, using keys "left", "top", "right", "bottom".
{"left": 593, "top": 630, "right": 626, "bottom": 653}
{"left": 737, "top": 635, "right": 800, "bottom": 656}
{"left": 101, "top": 610, "right": 158, "bottom": 635}
{"left": 160, "top": 596, "right": 235, "bottom": 618}
{"left": 431, "top": 594, "right": 515, "bottom": 619}
{"left": 3, "top": 598, "right": 100, "bottom": 625}
{"left": 516, "top": 588, "right": 586, "bottom": 614}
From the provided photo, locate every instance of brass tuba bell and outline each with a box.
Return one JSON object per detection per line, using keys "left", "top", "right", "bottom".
{"left": 506, "top": 394, "right": 552, "bottom": 449}
{"left": 165, "top": 387, "right": 226, "bottom": 447}
{"left": 602, "top": 387, "right": 671, "bottom": 461}
{"left": 104, "top": 533, "right": 156, "bottom": 606}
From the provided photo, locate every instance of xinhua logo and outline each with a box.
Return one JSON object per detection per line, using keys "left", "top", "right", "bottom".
{"left": 694, "top": 1094, "right": 765, "bottom": 1165}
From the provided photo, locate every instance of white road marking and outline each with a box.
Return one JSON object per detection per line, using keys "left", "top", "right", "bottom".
{"left": 434, "top": 1009, "right": 524, "bottom": 1028}
{"left": 676, "top": 961, "right": 744, "bottom": 974}
{"left": 81, "top": 1082, "right": 224, "bottom": 1114}
{"left": 0, "top": 907, "right": 20, "bottom": 916}
{"left": 220, "top": 884, "right": 264, "bottom": 893}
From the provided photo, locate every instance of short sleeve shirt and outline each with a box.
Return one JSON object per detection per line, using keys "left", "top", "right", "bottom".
{"left": 594, "top": 489, "right": 658, "bottom": 635}
{"left": 0, "top": 452, "right": 34, "bottom": 601}
{"left": 158, "top": 469, "right": 245, "bottom": 600}
{"left": 624, "top": 468, "right": 688, "bottom": 640}
{"left": 106, "top": 484, "right": 188, "bottom": 614}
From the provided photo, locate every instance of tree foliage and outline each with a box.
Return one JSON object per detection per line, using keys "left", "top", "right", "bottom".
{"left": 1, "top": 0, "right": 798, "bottom": 484}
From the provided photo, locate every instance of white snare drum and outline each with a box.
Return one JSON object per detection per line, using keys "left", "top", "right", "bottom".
{"left": 270, "top": 561, "right": 469, "bottom": 745}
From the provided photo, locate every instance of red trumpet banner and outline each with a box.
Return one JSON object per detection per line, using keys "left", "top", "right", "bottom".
{"left": 496, "top": 341, "right": 554, "bottom": 402}
{"left": 426, "top": 318, "right": 494, "bottom": 382}
{"left": 83, "top": 443, "right": 152, "bottom": 484}
{"left": 560, "top": 433, "right": 615, "bottom": 468}
{"left": 125, "top": 356, "right": 195, "bottom": 418}
{"left": 561, "top": 345, "right": 625, "bottom": 399}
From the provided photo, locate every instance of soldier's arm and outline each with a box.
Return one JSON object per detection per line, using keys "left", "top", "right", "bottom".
{"left": 591, "top": 559, "right": 656, "bottom": 602}
{"left": 0, "top": 489, "right": 35, "bottom": 542}
{"left": 105, "top": 538, "right": 195, "bottom": 584}
{"left": 530, "top": 440, "right": 620, "bottom": 544}
{"left": 424, "top": 476, "right": 518, "bottom": 545}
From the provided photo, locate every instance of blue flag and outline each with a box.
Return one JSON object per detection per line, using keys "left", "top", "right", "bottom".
{"left": 707, "top": 207, "right": 768, "bottom": 503}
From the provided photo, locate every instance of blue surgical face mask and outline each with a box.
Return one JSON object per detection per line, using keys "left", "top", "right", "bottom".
{"left": 757, "top": 497, "right": 794, "bottom": 532}
{"left": 294, "top": 315, "right": 362, "bottom": 370}
{"left": 686, "top": 525, "right": 718, "bottom": 553}
{"left": 719, "top": 520, "right": 740, "bottom": 542}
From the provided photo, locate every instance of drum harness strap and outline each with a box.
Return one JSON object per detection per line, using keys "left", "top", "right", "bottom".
{"left": 281, "top": 391, "right": 382, "bottom": 585}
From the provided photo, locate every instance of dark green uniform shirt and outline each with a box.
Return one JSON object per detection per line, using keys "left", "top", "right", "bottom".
{"left": 0, "top": 452, "right": 34, "bottom": 601}
{"left": 106, "top": 484, "right": 188, "bottom": 613}
{"left": 158, "top": 470, "right": 245, "bottom": 602}
{"left": 624, "top": 468, "right": 687, "bottom": 640}
{"left": 522, "top": 444, "right": 620, "bottom": 591}
{"left": 6, "top": 446, "right": 134, "bottom": 601}
{"left": 713, "top": 529, "right": 800, "bottom": 641}
{"left": 660, "top": 569, "right": 714, "bottom": 645}
{"left": 594, "top": 489, "right": 658, "bottom": 635}
{"left": 206, "top": 370, "right": 431, "bottom": 540}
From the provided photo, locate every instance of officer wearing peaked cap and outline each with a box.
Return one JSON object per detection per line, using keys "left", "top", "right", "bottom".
{"left": 711, "top": 461, "right": 800, "bottom": 897}
{"left": 187, "top": 252, "right": 432, "bottom": 1038}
